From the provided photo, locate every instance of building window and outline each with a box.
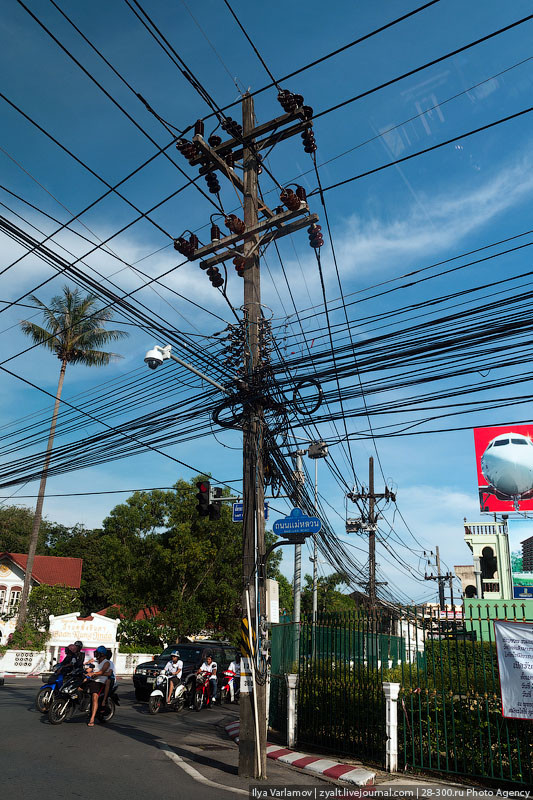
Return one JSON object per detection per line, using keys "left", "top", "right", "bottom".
{"left": 0, "top": 586, "right": 6, "bottom": 614}
{"left": 8, "top": 586, "right": 22, "bottom": 610}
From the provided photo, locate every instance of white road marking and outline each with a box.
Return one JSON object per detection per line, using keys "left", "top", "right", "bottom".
{"left": 158, "top": 741, "right": 248, "bottom": 796}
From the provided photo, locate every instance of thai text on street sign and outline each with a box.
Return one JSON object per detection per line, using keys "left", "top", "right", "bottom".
{"left": 272, "top": 507, "right": 322, "bottom": 537}
{"left": 494, "top": 620, "right": 533, "bottom": 719}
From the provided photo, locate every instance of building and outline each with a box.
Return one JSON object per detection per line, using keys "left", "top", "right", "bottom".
{"left": 0, "top": 552, "right": 82, "bottom": 644}
{"left": 521, "top": 535, "right": 533, "bottom": 572}
{"left": 456, "top": 520, "right": 513, "bottom": 600}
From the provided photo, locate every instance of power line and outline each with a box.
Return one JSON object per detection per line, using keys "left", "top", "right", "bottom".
{"left": 309, "top": 106, "right": 533, "bottom": 196}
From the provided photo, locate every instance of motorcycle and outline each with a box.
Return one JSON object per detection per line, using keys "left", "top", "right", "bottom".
{"left": 36, "top": 668, "right": 65, "bottom": 713}
{"left": 148, "top": 673, "right": 187, "bottom": 714}
{"left": 220, "top": 669, "right": 239, "bottom": 704}
{"left": 193, "top": 671, "right": 215, "bottom": 711}
{"left": 48, "top": 669, "right": 120, "bottom": 725}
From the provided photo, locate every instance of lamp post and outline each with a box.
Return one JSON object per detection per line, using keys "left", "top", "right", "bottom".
{"left": 289, "top": 439, "right": 328, "bottom": 661}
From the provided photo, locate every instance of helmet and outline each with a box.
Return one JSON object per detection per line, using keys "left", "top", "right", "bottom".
{"left": 171, "top": 650, "right": 180, "bottom": 658}
{"left": 95, "top": 645, "right": 107, "bottom": 655}
{"left": 74, "top": 640, "right": 83, "bottom": 649}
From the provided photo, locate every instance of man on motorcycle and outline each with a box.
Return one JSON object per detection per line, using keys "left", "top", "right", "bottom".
{"left": 163, "top": 650, "right": 183, "bottom": 704}
{"left": 226, "top": 653, "right": 240, "bottom": 703}
{"left": 56, "top": 640, "right": 84, "bottom": 674}
{"left": 198, "top": 653, "right": 217, "bottom": 704}
{"left": 86, "top": 645, "right": 112, "bottom": 727}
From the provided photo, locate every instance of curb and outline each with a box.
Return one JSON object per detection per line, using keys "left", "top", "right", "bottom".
{"left": 224, "top": 723, "right": 375, "bottom": 787}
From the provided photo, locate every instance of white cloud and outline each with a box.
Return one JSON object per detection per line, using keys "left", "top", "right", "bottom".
{"left": 334, "top": 153, "right": 533, "bottom": 277}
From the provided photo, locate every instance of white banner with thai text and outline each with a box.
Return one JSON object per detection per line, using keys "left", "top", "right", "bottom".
{"left": 494, "top": 620, "right": 533, "bottom": 719}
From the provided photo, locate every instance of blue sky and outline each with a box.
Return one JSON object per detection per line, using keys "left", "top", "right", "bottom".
{"left": 1, "top": 0, "right": 532, "bottom": 604}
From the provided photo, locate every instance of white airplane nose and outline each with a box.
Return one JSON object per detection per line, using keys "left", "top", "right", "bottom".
{"left": 482, "top": 447, "right": 533, "bottom": 497}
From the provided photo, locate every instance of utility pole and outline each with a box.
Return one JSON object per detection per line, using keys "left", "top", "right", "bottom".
{"left": 424, "top": 547, "right": 453, "bottom": 612}
{"left": 346, "top": 456, "right": 393, "bottom": 604}
{"left": 291, "top": 449, "right": 306, "bottom": 663}
{"left": 173, "top": 88, "right": 319, "bottom": 779}
{"left": 368, "top": 456, "right": 376, "bottom": 604}
{"left": 241, "top": 92, "right": 266, "bottom": 778}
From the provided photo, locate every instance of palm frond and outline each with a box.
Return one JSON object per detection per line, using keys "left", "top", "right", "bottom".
{"left": 19, "top": 321, "right": 60, "bottom": 354}
{"left": 20, "top": 286, "right": 129, "bottom": 366}
{"left": 70, "top": 349, "right": 123, "bottom": 366}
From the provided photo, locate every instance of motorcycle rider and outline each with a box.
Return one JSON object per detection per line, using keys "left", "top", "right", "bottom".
{"left": 226, "top": 653, "right": 240, "bottom": 703}
{"left": 163, "top": 650, "right": 183, "bottom": 704}
{"left": 102, "top": 648, "right": 116, "bottom": 707}
{"left": 56, "top": 640, "right": 84, "bottom": 674}
{"left": 198, "top": 653, "right": 217, "bottom": 704}
{"left": 86, "top": 645, "right": 112, "bottom": 727}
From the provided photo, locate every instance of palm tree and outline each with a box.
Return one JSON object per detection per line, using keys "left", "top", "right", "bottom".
{"left": 16, "top": 286, "right": 128, "bottom": 629}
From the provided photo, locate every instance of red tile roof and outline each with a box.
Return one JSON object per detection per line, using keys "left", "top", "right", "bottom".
{"left": 0, "top": 553, "right": 82, "bottom": 588}
{"left": 96, "top": 604, "right": 159, "bottom": 620}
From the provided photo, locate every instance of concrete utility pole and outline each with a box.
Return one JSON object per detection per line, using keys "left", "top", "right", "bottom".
{"left": 368, "top": 456, "right": 376, "bottom": 604}
{"left": 240, "top": 92, "right": 267, "bottom": 779}
{"left": 291, "top": 449, "right": 305, "bottom": 663}
{"left": 424, "top": 546, "right": 452, "bottom": 612}
{"left": 175, "top": 89, "right": 320, "bottom": 779}
{"left": 346, "top": 456, "right": 392, "bottom": 605}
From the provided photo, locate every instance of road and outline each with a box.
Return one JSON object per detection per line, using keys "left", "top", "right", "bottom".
{"left": 0, "top": 678, "right": 324, "bottom": 798}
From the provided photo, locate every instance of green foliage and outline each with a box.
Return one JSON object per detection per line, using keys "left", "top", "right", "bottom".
{"left": 20, "top": 286, "right": 128, "bottom": 366}
{"left": 0, "top": 506, "right": 63, "bottom": 556}
{"left": 277, "top": 574, "right": 294, "bottom": 613}
{"left": 116, "top": 618, "right": 178, "bottom": 653}
{"left": 99, "top": 477, "right": 243, "bottom": 638}
{"left": 301, "top": 572, "right": 355, "bottom": 613}
{"left": 384, "top": 640, "right": 500, "bottom": 694}
{"left": 1, "top": 584, "right": 79, "bottom": 630}
{"left": 0, "top": 623, "right": 49, "bottom": 653}
{"left": 47, "top": 525, "right": 112, "bottom": 614}
{"left": 27, "top": 584, "right": 79, "bottom": 630}
{"left": 511, "top": 550, "right": 523, "bottom": 572}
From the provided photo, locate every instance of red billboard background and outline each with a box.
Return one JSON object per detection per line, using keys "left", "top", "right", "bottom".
{"left": 474, "top": 424, "right": 533, "bottom": 512}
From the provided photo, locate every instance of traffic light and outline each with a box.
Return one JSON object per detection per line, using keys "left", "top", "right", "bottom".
{"left": 196, "top": 481, "right": 210, "bottom": 517}
{"left": 209, "top": 487, "right": 223, "bottom": 521}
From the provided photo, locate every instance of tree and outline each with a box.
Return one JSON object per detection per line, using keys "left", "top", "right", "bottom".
{"left": 301, "top": 571, "right": 355, "bottom": 614}
{"left": 24, "top": 584, "right": 80, "bottom": 630}
{"left": 16, "top": 286, "right": 128, "bottom": 629}
{"left": 0, "top": 505, "right": 62, "bottom": 555}
{"left": 46, "top": 525, "right": 114, "bottom": 614}
{"left": 100, "top": 478, "right": 244, "bottom": 638}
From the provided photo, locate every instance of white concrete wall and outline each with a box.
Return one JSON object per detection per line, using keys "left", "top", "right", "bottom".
{"left": 114, "top": 652, "right": 154, "bottom": 675}
{"left": 0, "top": 649, "right": 154, "bottom": 676}
{"left": 0, "top": 649, "right": 47, "bottom": 675}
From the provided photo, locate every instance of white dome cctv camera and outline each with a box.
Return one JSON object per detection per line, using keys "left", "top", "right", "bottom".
{"left": 144, "top": 347, "right": 164, "bottom": 370}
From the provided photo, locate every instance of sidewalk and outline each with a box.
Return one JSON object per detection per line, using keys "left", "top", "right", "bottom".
{"left": 224, "top": 721, "right": 466, "bottom": 789}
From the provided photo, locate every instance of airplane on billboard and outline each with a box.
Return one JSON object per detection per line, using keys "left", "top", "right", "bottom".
{"left": 480, "top": 432, "right": 533, "bottom": 510}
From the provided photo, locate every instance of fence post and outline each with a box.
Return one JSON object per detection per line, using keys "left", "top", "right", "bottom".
{"left": 286, "top": 673, "right": 299, "bottom": 748}
{"left": 383, "top": 681, "right": 401, "bottom": 772}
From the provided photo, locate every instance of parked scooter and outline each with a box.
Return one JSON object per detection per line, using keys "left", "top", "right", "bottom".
{"left": 36, "top": 668, "right": 65, "bottom": 713}
{"left": 48, "top": 668, "right": 119, "bottom": 725}
{"left": 148, "top": 673, "right": 187, "bottom": 714}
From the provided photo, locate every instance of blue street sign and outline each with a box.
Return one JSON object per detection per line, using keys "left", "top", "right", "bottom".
{"left": 513, "top": 586, "right": 533, "bottom": 599}
{"left": 272, "top": 507, "right": 322, "bottom": 537}
{"left": 232, "top": 502, "right": 269, "bottom": 523}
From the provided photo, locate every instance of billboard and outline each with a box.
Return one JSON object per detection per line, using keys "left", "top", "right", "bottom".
{"left": 508, "top": 519, "right": 533, "bottom": 599}
{"left": 474, "top": 425, "right": 533, "bottom": 512}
